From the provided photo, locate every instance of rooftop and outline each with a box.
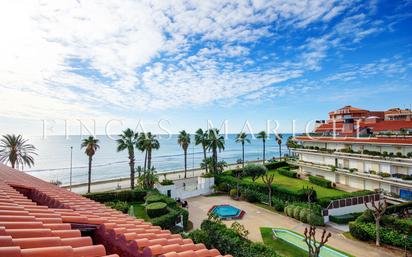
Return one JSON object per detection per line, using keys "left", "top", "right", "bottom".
{"left": 294, "top": 136, "right": 412, "bottom": 145}
{"left": 0, "top": 163, "right": 230, "bottom": 257}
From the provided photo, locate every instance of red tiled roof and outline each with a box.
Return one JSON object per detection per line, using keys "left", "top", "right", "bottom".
{"left": 294, "top": 136, "right": 412, "bottom": 145}
{"left": 314, "top": 123, "right": 343, "bottom": 132}
{"left": 364, "top": 120, "right": 412, "bottom": 131}
{"left": 0, "top": 164, "right": 231, "bottom": 257}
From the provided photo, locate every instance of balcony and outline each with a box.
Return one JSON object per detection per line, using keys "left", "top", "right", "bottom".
{"left": 288, "top": 159, "right": 412, "bottom": 189}
{"left": 291, "top": 147, "right": 412, "bottom": 167}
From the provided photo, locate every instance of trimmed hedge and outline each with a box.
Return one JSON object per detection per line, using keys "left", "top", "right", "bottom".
{"left": 284, "top": 204, "right": 324, "bottom": 226}
{"left": 145, "top": 195, "right": 165, "bottom": 204}
{"left": 264, "top": 161, "right": 288, "bottom": 170}
{"left": 309, "top": 176, "right": 332, "bottom": 188}
{"left": 330, "top": 212, "right": 362, "bottom": 224}
{"left": 318, "top": 190, "right": 373, "bottom": 207}
{"left": 216, "top": 174, "right": 311, "bottom": 202}
{"left": 144, "top": 193, "right": 177, "bottom": 208}
{"left": 84, "top": 188, "right": 147, "bottom": 203}
{"left": 146, "top": 202, "right": 168, "bottom": 218}
{"left": 386, "top": 201, "right": 412, "bottom": 214}
{"left": 188, "top": 220, "right": 279, "bottom": 257}
{"left": 349, "top": 221, "right": 412, "bottom": 251}
{"left": 278, "top": 167, "right": 298, "bottom": 178}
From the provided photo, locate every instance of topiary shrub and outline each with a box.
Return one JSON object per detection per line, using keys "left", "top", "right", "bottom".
{"left": 309, "top": 175, "right": 332, "bottom": 188}
{"left": 286, "top": 205, "right": 295, "bottom": 217}
{"left": 278, "top": 168, "right": 298, "bottom": 178}
{"left": 307, "top": 212, "right": 324, "bottom": 226}
{"left": 145, "top": 194, "right": 165, "bottom": 204}
{"left": 272, "top": 198, "right": 285, "bottom": 212}
{"left": 105, "top": 201, "right": 129, "bottom": 213}
{"left": 299, "top": 209, "right": 309, "bottom": 223}
{"left": 241, "top": 189, "right": 259, "bottom": 203}
{"left": 293, "top": 206, "right": 302, "bottom": 220}
{"left": 146, "top": 202, "right": 168, "bottom": 218}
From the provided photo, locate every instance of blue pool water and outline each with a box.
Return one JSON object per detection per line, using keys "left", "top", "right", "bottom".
{"left": 212, "top": 205, "right": 241, "bottom": 218}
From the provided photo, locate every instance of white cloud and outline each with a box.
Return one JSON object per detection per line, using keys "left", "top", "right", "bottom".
{"left": 0, "top": 0, "right": 392, "bottom": 123}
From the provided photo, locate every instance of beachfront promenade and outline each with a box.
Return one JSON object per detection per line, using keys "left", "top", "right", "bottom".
{"left": 62, "top": 161, "right": 263, "bottom": 194}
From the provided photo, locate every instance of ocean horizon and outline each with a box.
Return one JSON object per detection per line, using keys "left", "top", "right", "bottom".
{"left": 24, "top": 134, "right": 293, "bottom": 185}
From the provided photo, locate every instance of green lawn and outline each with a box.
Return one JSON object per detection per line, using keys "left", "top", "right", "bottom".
{"left": 244, "top": 170, "right": 346, "bottom": 199}
{"left": 260, "top": 227, "right": 307, "bottom": 257}
{"left": 130, "top": 202, "right": 150, "bottom": 221}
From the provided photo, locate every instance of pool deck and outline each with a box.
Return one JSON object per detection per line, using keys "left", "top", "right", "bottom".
{"left": 187, "top": 195, "right": 405, "bottom": 257}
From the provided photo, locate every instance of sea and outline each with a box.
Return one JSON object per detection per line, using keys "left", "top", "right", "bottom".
{"left": 24, "top": 134, "right": 293, "bottom": 185}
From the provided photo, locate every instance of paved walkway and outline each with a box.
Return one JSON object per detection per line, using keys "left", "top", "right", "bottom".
{"left": 187, "top": 195, "right": 405, "bottom": 257}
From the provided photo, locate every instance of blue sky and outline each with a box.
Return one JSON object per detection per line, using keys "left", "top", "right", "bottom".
{"left": 0, "top": 0, "right": 411, "bottom": 135}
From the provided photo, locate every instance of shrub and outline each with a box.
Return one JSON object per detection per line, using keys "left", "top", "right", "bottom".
{"left": 241, "top": 189, "right": 259, "bottom": 203}
{"left": 331, "top": 166, "right": 337, "bottom": 172}
{"left": 145, "top": 195, "right": 165, "bottom": 204}
{"left": 264, "top": 161, "right": 288, "bottom": 170}
{"left": 307, "top": 212, "right": 324, "bottom": 226}
{"left": 407, "top": 152, "right": 412, "bottom": 158}
{"left": 386, "top": 201, "right": 412, "bottom": 214}
{"left": 146, "top": 202, "right": 168, "bottom": 218}
{"left": 396, "top": 152, "right": 403, "bottom": 158}
{"left": 309, "top": 175, "right": 332, "bottom": 188}
{"left": 330, "top": 212, "right": 363, "bottom": 224}
{"left": 151, "top": 207, "right": 188, "bottom": 229}
{"left": 278, "top": 168, "right": 298, "bottom": 178}
{"left": 217, "top": 182, "right": 230, "bottom": 192}
{"left": 160, "top": 179, "right": 174, "bottom": 185}
{"left": 84, "top": 188, "right": 147, "bottom": 203}
{"left": 284, "top": 205, "right": 294, "bottom": 217}
{"left": 299, "top": 209, "right": 309, "bottom": 223}
{"left": 243, "top": 163, "right": 267, "bottom": 181}
{"left": 272, "top": 198, "right": 285, "bottom": 212}
{"left": 105, "top": 201, "right": 129, "bottom": 213}
{"left": 190, "top": 220, "right": 279, "bottom": 257}
{"left": 293, "top": 206, "right": 302, "bottom": 219}
{"left": 229, "top": 188, "right": 238, "bottom": 198}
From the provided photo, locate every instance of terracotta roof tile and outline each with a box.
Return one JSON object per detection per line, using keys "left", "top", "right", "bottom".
{"left": 0, "top": 163, "right": 232, "bottom": 257}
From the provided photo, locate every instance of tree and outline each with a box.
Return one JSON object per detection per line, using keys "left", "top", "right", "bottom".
{"left": 232, "top": 167, "right": 245, "bottom": 198}
{"left": 235, "top": 132, "right": 250, "bottom": 169}
{"left": 138, "top": 167, "right": 158, "bottom": 189}
{"left": 276, "top": 133, "right": 283, "bottom": 160}
{"left": 195, "top": 128, "right": 209, "bottom": 173}
{"left": 207, "top": 129, "right": 225, "bottom": 173}
{"left": 303, "top": 226, "right": 332, "bottom": 257}
{"left": 178, "top": 130, "right": 191, "bottom": 178}
{"left": 138, "top": 132, "right": 160, "bottom": 171}
{"left": 243, "top": 163, "right": 267, "bottom": 182}
{"left": 0, "top": 134, "right": 37, "bottom": 169}
{"left": 364, "top": 199, "right": 388, "bottom": 246}
{"left": 116, "top": 128, "right": 138, "bottom": 189}
{"left": 262, "top": 173, "right": 275, "bottom": 206}
{"left": 81, "top": 136, "right": 100, "bottom": 193}
{"left": 256, "top": 131, "right": 268, "bottom": 164}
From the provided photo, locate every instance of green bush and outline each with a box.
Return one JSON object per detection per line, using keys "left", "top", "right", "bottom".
{"left": 307, "top": 212, "right": 324, "bottom": 226}
{"left": 217, "top": 182, "right": 230, "bottom": 192}
{"left": 386, "top": 201, "right": 412, "bottom": 214}
{"left": 272, "top": 198, "right": 285, "bottom": 212}
{"left": 278, "top": 167, "right": 298, "bottom": 178}
{"left": 330, "top": 212, "right": 362, "bottom": 224}
{"left": 285, "top": 205, "right": 294, "bottom": 217}
{"left": 241, "top": 189, "right": 259, "bottom": 203}
{"left": 293, "top": 206, "right": 302, "bottom": 219}
{"left": 230, "top": 188, "right": 238, "bottom": 198}
{"left": 160, "top": 179, "right": 174, "bottom": 185}
{"left": 264, "top": 161, "right": 288, "bottom": 170}
{"left": 105, "top": 201, "right": 129, "bottom": 213}
{"left": 146, "top": 202, "right": 168, "bottom": 218}
{"left": 84, "top": 188, "right": 147, "bottom": 203}
{"left": 189, "top": 220, "right": 279, "bottom": 257}
{"left": 144, "top": 193, "right": 177, "bottom": 207}
{"left": 299, "top": 209, "right": 309, "bottom": 223}
{"left": 243, "top": 163, "right": 267, "bottom": 180}
{"left": 150, "top": 206, "right": 189, "bottom": 230}
{"left": 309, "top": 175, "right": 332, "bottom": 188}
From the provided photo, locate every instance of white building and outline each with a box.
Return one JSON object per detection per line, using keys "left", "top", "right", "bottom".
{"left": 292, "top": 106, "right": 412, "bottom": 201}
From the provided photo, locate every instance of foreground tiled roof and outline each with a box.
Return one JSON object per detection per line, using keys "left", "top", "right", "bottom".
{"left": 294, "top": 136, "right": 412, "bottom": 145}
{"left": 0, "top": 164, "right": 231, "bottom": 257}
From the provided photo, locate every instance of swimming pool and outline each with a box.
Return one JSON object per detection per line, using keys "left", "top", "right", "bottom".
{"left": 272, "top": 229, "right": 349, "bottom": 257}
{"left": 209, "top": 204, "right": 245, "bottom": 219}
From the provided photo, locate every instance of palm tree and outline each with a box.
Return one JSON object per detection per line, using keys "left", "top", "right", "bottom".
{"left": 0, "top": 134, "right": 37, "bottom": 169}
{"left": 195, "top": 128, "right": 209, "bottom": 174}
{"left": 235, "top": 132, "right": 250, "bottom": 169}
{"left": 207, "top": 128, "right": 225, "bottom": 174}
{"left": 178, "top": 130, "right": 191, "bottom": 178}
{"left": 116, "top": 128, "right": 138, "bottom": 189}
{"left": 256, "top": 131, "right": 268, "bottom": 164}
{"left": 138, "top": 132, "right": 160, "bottom": 170}
{"left": 276, "top": 133, "right": 283, "bottom": 160}
{"left": 81, "top": 136, "right": 100, "bottom": 193}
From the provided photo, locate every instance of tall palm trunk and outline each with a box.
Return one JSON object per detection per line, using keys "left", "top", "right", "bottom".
{"left": 278, "top": 144, "right": 282, "bottom": 160}
{"left": 129, "top": 153, "right": 135, "bottom": 189}
{"left": 242, "top": 142, "right": 245, "bottom": 168}
{"left": 212, "top": 147, "right": 217, "bottom": 173}
{"left": 147, "top": 149, "right": 152, "bottom": 170}
{"left": 263, "top": 140, "right": 266, "bottom": 164}
{"left": 184, "top": 148, "right": 187, "bottom": 178}
{"left": 202, "top": 145, "right": 208, "bottom": 173}
{"left": 143, "top": 150, "right": 147, "bottom": 171}
{"left": 87, "top": 155, "right": 92, "bottom": 193}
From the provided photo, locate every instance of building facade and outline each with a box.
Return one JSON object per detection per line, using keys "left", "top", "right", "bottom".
{"left": 292, "top": 106, "right": 412, "bottom": 200}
